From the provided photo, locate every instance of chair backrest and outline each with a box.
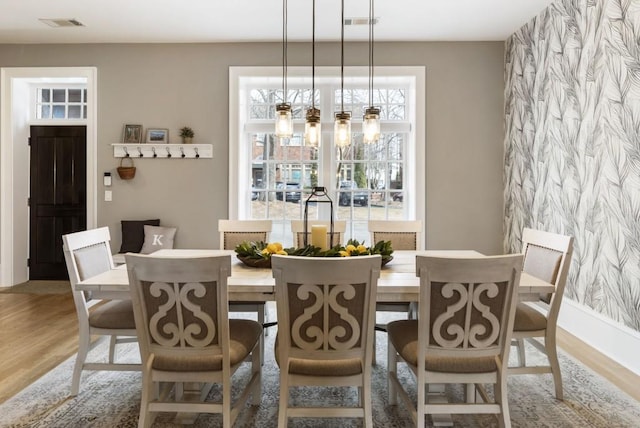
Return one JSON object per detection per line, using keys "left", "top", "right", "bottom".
{"left": 218, "top": 219, "right": 272, "bottom": 250}
{"left": 367, "top": 220, "right": 423, "bottom": 250}
{"left": 520, "top": 227, "right": 574, "bottom": 308}
{"left": 290, "top": 220, "right": 346, "bottom": 248}
{"left": 416, "top": 255, "right": 523, "bottom": 363}
{"left": 271, "top": 255, "right": 380, "bottom": 365}
{"left": 62, "top": 227, "right": 117, "bottom": 326}
{"left": 125, "top": 254, "right": 232, "bottom": 370}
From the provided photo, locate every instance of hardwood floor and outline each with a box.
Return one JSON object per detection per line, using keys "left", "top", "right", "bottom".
{"left": 0, "top": 290, "right": 638, "bottom": 405}
{"left": 0, "top": 291, "right": 78, "bottom": 403}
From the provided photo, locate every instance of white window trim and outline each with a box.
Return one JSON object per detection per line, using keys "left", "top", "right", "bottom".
{"left": 229, "top": 66, "right": 425, "bottom": 227}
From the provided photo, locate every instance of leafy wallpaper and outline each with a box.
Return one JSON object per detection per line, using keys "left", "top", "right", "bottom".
{"left": 504, "top": 0, "right": 640, "bottom": 332}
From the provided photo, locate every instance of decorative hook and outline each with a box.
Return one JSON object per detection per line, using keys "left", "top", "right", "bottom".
{"left": 137, "top": 147, "right": 144, "bottom": 158}
{"left": 166, "top": 147, "right": 172, "bottom": 158}
{"left": 180, "top": 147, "right": 186, "bottom": 158}
{"left": 123, "top": 147, "right": 130, "bottom": 157}
{"left": 194, "top": 147, "right": 200, "bottom": 158}
{"left": 152, "top": 147, "right": 157, "bottom": 158}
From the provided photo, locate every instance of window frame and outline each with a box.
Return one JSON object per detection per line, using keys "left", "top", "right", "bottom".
{"left": 229, "top": 66, "right": 425, "bottom": 239}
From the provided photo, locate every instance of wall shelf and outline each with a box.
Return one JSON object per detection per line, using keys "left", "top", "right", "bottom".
{"left": 112, "top": 144, "right": 212, "bottom": 159}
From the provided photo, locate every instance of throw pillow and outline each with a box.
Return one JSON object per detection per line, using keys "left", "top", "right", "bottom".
{"left": 119, "top": 219, "right": 160, "bottom": 253}
{"left": 140, "top": 225, "right": 177, "bottom": 254}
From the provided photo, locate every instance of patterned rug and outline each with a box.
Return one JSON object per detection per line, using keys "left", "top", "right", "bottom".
{"left": 2, "top": 317, "right": 639, "bottom": 428}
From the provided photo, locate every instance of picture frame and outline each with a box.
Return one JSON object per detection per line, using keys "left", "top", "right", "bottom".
{"left": 146, "top": 128, "right": 169, "bottom": 144}
{"left": 123, "top": 124, "right": 143, "bottom": 144}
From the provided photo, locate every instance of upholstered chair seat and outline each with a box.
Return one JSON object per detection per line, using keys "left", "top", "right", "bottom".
{"left": 88, "top": 300, "right": 136, "bottom": 329}
{"left": 387, "top": 320, "right": 499, "bottom": 373}
{"left": 513, "top": 303, "right": 548, "bottom": 331}
{"left": 152, "top": 319, "right": 262, "bottom": 372}
{"left": 274, "top": 336, "right": 363, "bottom": 376}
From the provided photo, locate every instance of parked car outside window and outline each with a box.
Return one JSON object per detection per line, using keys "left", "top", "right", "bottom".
{"left": 276, "top": 182, "right": 302, "bottom": 203}
{"left": 338, "top": 180, "right": 369, "bottom": 206}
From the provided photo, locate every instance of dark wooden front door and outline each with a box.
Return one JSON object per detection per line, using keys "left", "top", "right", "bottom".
{"left": 29, "top": 125, "right": 87, "bottom": 280}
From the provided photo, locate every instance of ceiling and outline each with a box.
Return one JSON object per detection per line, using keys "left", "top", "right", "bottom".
{"left": 0, "top": 0, "right": 555, "bottom": 44}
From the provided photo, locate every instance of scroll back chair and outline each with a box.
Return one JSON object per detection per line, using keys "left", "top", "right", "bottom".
{"left": 290, "top": 220, "right": 346, "bottom": 248}
{"left": 387, "top": 254, "right": 523, "bottom": 428}
{"left": 62, "top": 226, "right": 140, "bottom": 396}
{"left": 271, "top": 255, "right": 381, "bottom": 428}
{"left": 509, "top": 227, "right": 574, "bottom": 400}
{"left": 126, "top": 253, "right": 262, "bottom": 428}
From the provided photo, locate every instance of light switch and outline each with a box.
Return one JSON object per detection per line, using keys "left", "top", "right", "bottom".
{"left": 104, "top": 190, "right": 112, "bottom": 202}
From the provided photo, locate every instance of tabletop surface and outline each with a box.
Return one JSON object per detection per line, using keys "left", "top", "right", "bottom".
{"left": 77, "top": 250, "right": 554, "bottom": 302}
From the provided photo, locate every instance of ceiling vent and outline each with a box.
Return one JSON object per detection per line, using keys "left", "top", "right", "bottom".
{"left": 344, "top": 17, "right": 378, "bottom": 26}
{"left": 39, "top": 18, "right": 85, "bottom": 28}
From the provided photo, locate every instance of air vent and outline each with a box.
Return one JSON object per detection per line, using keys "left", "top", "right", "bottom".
{"left": 39, "top": 18, "right": 85, "bottom": 28}
{"left": 344, "top": 17, "right": 378, "bottom": 26}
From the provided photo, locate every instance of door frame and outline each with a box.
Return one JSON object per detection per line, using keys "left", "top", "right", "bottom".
{"left": 0, "top": 67, "right": 97, "bottom": 286}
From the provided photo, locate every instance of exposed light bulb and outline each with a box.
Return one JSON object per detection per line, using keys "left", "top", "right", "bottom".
{"left": 362, "top": 107, "right": 380, "bottom": 144}
{"left": 275, "top": 103, "right": 293, "bottom": 138}
{"left": 334, "top": 112, "right": 351, "bottom": 147}
{"left": 305, "top": 107, "right": 321, "bottom": 146}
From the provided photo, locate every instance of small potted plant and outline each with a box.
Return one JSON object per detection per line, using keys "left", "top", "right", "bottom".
{"left": 179, "top": 126, "right": 194, "bottom": 144}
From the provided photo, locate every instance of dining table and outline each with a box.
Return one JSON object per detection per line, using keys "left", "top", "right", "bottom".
{"left": 77, "top": 249, "right": 554, "bottom": 302}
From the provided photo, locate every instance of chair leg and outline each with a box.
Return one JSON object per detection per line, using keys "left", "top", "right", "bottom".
{"left": 495, "top": 371, "right": 511, "bottom": 428}
{"left": 516, "top": 338, "right": 526, "bottom": 366}
{"left": 387, "top": 339, "right": 398, "bottom": 405}
{"left": 138, "top": 371, "right": 153, "bottom": 428}
{"left": 71, "top": 328, "right": 91, "bottom": 396}
{"left": 258, "top": 305, "right": 265, "bottom": 366}
{"left": 362, "top": 380, "right": 373, "bottom": 428}
{"left": 108, "top": 335, "right": 117, "bottom": 363}
{"left": 545, "top": 334, "right": 564, "bottom": 400}
{"left": 277, "top": 371, "right": 289, "bottom": 428}
{"left": 251, "top": 342, "right": 262, "bottom": 405}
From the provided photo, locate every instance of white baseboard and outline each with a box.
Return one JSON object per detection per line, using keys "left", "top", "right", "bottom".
{"left": 558, "top": 298, "right": 640, "bottom": 376}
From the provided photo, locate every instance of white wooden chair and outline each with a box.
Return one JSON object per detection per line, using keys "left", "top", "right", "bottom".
{"left": 218, "top": 219, "right": 273, "bottom": 363}
{"left": 387, "top": 254, "right": 523, "bottom": 428}
{"left": 368, "top": 220, "right": 423, "bottom": 362}
{"left": 509, "top": 227, "right": 574, "bottom": 399}
{"left": 126, "top": 253, "right": 262, "bottom": 428}
{"left": 271, "top": 255, "right": 381, "bottom": 427}
{"left": 62, "top": 226, "right": 140, "bottom": 396}
{"left": 290, "top": 219, "right": 346, "bottom": 248}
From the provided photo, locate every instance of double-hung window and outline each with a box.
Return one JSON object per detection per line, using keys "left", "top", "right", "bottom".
{"left": 229, "top": 66, "right": 425, "bottom": 246}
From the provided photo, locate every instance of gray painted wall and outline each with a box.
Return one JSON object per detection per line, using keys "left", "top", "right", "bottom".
{"left": 0, "top": 41, "right": 505, "bottom": 254}
{"left": 505, "top": 0, "right": 640, "bottom": 332}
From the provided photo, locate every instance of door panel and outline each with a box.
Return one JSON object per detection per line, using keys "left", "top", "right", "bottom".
{"left": 29, "top": 125, "right": 87, "bottom": 280}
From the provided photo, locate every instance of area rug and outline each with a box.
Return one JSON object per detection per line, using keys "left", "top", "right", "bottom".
{"left": 2, "top": 317, "right": 639, "bottom": 428}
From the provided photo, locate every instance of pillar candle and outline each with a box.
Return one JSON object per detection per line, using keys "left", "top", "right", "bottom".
{"left": 310, "top": 225, "right": 328, "bottom": 250}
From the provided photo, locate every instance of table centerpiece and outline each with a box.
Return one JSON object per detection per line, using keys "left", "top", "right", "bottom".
{"left": 234, "top": 239, "right": 394, "bottom": 269}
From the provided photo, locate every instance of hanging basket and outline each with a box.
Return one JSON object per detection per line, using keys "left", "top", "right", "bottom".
{"left": 117, "top": 157, "right": 136, "bottom": 180}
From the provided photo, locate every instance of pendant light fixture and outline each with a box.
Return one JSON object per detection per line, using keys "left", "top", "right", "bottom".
{"left": 334, "top": 0, "right": 351, "bottom": 147}
{"left": 362, "top": 0, "right": 380, "bottom": 144}
{"left": 304, "top": 0, "right": 321, "bottom": 147}
{"left": 275, "top": 0, "right": 293, "bottom": 139}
